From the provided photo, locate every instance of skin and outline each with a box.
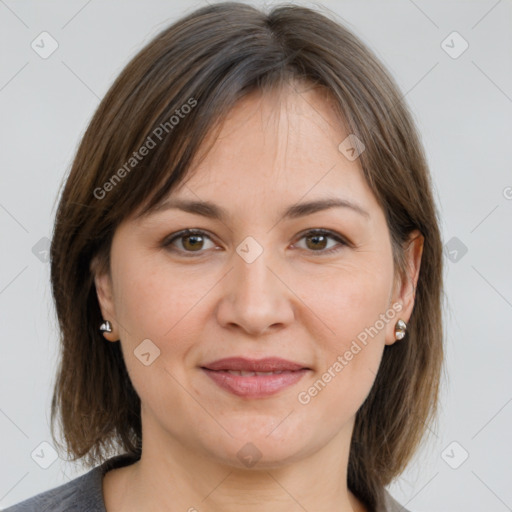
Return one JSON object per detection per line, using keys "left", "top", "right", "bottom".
{"left": 93, "top": 82, "right": 423, "bottom": 512}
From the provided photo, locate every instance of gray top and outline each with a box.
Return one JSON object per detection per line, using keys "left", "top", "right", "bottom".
{"left": 2, "top": 453, "right": 410, "bottom": 511}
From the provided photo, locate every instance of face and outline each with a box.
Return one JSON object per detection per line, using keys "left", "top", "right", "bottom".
{"left": 94, "top": 83, "right": 422, "bottom": 470}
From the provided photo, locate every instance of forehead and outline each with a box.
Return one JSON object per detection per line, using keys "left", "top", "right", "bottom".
{"left": 171, "top": 86, "right": 375, "bottom": 210}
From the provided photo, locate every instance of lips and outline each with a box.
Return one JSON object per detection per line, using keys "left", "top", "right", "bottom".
{"left": 201, "top": 357, "right": 309, "bottom": 373}
{"left": 200, "top": 357, "right": 310, "bottom": 398}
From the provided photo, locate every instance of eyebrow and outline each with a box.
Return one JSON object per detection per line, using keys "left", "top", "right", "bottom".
{"left": 150, "top": 196, "right": 370, "bottom": 221}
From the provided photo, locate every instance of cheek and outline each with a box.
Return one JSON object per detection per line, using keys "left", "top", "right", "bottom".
{"left": 112, "top": 254, "right": 214, "bottom": 351}
{"left": 111, "top": 255, "right": 210, "bottom": 403}
{"left": 298, "top": 260, "right": 393, "bottom": 408}
{"left": 305, "top": 258, "right": 393, "bottom": 347}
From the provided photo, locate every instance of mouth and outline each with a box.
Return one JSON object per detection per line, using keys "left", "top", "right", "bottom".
{"left": 207, "top": 369, "right": 298, "bottom": 376}
{"left": 201, "top": 356, "right": 310, "bottom": 372}
{"left": 200, "top": 357, "right": 311, "bottom": 398}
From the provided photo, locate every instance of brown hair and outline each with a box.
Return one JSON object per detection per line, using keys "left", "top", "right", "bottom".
{"left": 49, "top": 2, "right": 444, "bottom": 509}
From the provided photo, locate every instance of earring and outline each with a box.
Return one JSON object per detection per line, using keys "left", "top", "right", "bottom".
{"left": 394, "top": 319, "right": 407, "bottom": 340}
{"left": 99, "top": 320, "right": 113, "bottom": 333}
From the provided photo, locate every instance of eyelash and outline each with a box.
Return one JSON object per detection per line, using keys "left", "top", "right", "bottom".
{"left": 162, "top": 228, "right": 349, "bottom": 257}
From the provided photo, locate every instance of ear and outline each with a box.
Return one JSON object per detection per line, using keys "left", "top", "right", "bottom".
{"left": 386, "top": 229, "right": 424, "bottom": 346}
{"left": 90, "top": 255, "right": 119, "bottom": 342}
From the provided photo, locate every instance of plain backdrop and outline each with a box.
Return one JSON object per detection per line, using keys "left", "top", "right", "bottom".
{"left": 1, "top": 1, "right": 511, "bottom": 511}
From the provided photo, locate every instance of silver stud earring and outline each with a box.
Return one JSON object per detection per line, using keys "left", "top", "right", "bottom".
{"left": 394, "top": 319, "right": 407, "bottom": 340}
{"left": 99, "top": 320, "right": 113, "bottom": 333}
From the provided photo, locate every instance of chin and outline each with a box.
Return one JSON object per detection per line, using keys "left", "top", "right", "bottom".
{"left": 203, "top": 427, "right": 308, "bottom": 470}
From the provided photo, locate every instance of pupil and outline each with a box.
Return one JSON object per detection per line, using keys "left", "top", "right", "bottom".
{"left": 308, "top": 235, "right": 326, "bottom": 250}
{"left": 185, "top": 235, "right": 202, "bottom": 251}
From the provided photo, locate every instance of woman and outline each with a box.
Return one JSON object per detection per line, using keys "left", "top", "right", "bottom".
{"left": 4, "top": 2, "right": 444, "bottom": 511}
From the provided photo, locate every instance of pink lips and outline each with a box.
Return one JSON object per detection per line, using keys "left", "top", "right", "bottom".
{"left": 201, "top": 357, "right": 310, "bottom": 398}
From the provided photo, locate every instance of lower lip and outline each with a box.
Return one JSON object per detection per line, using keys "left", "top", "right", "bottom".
{"left": 201, "top": 368, "right": 309, "bottom": 398}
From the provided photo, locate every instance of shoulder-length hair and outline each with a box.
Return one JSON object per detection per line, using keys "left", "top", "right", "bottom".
{"left": 49, "top": 2, "right": 444, "bottom": 510}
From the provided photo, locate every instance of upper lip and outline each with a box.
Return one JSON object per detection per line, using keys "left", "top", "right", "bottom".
{"left": 201, "top": 357, "right": 309, "bottom": 372}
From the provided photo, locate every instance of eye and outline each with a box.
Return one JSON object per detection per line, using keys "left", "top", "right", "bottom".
{"left": 293, "top": 229, "right": 349, "bottom": 255}
{"left": 163, "top": 229, "right": 217, "bottom": 256}
{"left": 162, "top": 228, "right": 349, "bottom": 257}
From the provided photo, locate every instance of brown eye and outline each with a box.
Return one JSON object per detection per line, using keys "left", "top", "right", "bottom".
{"left": 295, "top": 229, "right": 348, "bottom": 255}
{"left": 163, "top": 229, "right": 216, "bottom": 256}
{"left": 305, "top": 233, "right": 328, "bottom": 251}
{"left": 163, "top": 228, "right": 348, "bottom": 258}
{"left": 181, "top": 233, "right": 205, "bottom": 251}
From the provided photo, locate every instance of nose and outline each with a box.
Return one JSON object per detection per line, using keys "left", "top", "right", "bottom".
{"left": 215, "top": 245, "right": 295, "bottom": 336}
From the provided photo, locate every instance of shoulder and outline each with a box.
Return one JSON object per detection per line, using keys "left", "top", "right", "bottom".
{"left": 2, "top": 453, "right": 140, "bottom": 512}
{"left": 1, "top": 468, "right": 102, "bottom": 512}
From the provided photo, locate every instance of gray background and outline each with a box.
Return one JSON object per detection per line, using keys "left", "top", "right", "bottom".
{"left": 1, "top": 1, "right": 511, "bottom": 511}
